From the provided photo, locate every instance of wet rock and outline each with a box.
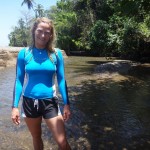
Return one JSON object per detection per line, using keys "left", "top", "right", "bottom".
{"left": 94, "top": 60, "right": 140, "bottom": 79}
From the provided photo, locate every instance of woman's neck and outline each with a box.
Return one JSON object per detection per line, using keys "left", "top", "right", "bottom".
{"left": 34, "top": 43, "right": 47, "bottom": 49}
{"left": 34, "top": 45, "right": 46, "bottom": 50}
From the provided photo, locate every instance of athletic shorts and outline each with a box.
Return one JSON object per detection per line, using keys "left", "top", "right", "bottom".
{"left": 21, "top": 96, "right": 61, "bottom": 119}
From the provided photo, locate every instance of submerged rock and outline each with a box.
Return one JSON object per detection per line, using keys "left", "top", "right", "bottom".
{"left": 95, "top": 60, "right": 139, "bottom": 73}
{"left": 94, "top": 60, "right": 140, "bottom": 79}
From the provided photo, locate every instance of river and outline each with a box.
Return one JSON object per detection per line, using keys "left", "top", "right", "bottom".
{"left": 0, "top": 56, "right": 150, "bottom": 150}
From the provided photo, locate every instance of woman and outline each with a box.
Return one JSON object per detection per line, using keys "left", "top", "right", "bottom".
{"left": 11, "top": 17, "right": 71, "bottom": 150}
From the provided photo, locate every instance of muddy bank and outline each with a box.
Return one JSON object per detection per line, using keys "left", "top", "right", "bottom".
{"left": 0, "top": 47, "right": 68, "bottom": 69}
{"left": 0, "top": 47, "right": 22, "bottom": 68}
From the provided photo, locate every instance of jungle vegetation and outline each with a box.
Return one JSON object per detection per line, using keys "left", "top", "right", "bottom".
{"left": 8, "top": 0, "right": 150, "bottom": 61}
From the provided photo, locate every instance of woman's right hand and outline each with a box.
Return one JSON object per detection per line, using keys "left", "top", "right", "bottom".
{"left": 11, "top": 108, "right": 20, "bottom": 125}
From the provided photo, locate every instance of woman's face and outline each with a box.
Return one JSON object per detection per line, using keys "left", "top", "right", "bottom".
{"left": 34, "top": 22, "right": 51, "bottom": 49}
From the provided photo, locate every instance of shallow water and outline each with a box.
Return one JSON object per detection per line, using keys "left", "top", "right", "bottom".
{"left": 0, "top": 56, "right": 150, "bottom": 150}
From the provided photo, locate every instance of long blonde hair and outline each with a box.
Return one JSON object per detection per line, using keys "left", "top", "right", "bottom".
{"left": 31, "top": 17, "right": 56, "bottom": 52}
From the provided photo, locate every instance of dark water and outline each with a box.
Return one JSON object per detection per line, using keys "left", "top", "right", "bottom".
{"left": 0, "top": 57, "right": 150, "bottom": 150}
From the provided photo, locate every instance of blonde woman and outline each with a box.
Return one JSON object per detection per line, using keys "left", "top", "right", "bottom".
{"left": 11, "top": 17, "right": 71, "bottom": 150}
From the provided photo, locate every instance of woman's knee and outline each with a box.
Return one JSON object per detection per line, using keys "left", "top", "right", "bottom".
{"left": 57, "top": 137, "right": 70, "bottom": 149}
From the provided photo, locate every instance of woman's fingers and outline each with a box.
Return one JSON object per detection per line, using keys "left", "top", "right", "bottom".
{"left": 63, "top": 105, "right": 71, "bottom": 121}
{"left": 11, "top": 108, "right": 20, "bottom": 125}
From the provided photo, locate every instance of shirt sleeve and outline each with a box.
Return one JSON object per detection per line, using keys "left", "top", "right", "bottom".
{"left": 12, "top": 48, "right": 26, "bottom": 107}
{"left": 56, "top": 49, "right": 70, "bottom": 105}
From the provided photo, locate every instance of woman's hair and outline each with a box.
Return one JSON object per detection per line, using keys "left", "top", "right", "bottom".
{"left": 31, "top": 17, "right": 56, "bottom": 52}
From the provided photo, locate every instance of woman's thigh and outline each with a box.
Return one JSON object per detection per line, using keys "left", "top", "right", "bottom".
{"left": 24, "top": 117, "right": 42, "bottom": 138}
{"left": 44, "top": 115, "right": 67, "bottom": 142}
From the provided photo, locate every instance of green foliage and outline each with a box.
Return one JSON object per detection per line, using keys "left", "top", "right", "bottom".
{"left": 54, "top": 11, "right": 78, "bottom": 51}
{"left": 138, "top": 15, "right": 150, "bottom": 39}
{"left": 8, "top": 0, "right": 150, "bottom": 61}
{"left": 8, "top": 18, "right": 32, "bottom": 47}
{"left": 90, "top": 20, "right": 109, "bottom": 55}
{"left": 121, "top": 18, "right": 139, "bottom": 57}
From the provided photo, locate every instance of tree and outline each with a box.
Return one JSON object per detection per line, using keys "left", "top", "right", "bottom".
{"left": 35, "top": 4, "right": 44, "bottom": 18}
{"left": 8, "top": 17, "right": 32, "bottom": 47}
{"left": 21, "top": 0, "right": 44, "bottom": 18}
{"left": 21, "top": 0, "right": 35, "bottom": 10}
{"left": 15, "top": 0, "right": 150, "bottom": 60}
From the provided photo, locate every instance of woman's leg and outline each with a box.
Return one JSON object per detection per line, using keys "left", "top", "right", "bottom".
{"left": 45, "top": 115, "right": 71, "bottom": 150}
{"left": 24, "top": 117, "right": 43, "bottom": 150}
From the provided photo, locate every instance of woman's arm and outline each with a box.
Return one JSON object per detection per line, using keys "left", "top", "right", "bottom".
{"left": 12, "top": 48, "right": 26, "bottom": 108}
{"left": 56, "top": 49, "right": 71, "bottom": 121}
{"left": 56, "top": 49, "right": 69, "bottom": 105}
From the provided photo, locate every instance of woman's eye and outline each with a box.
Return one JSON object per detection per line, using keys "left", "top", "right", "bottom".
{"left": 37, "top": 30, "right": 43, "bottom": 34}
{"left": 44, "top": 32, "right": 50, "bottom": 36}
{"left": 36, "top": 30, "right": 50, "bottom": 36}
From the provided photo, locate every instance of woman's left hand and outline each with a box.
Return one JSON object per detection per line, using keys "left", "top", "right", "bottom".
{"left": 63, "top": 105, "right": 71, "bottom": 122}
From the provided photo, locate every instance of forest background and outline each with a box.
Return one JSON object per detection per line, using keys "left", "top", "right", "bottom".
{"left": 8, "top": 0, "right": 150, "bottom": 62}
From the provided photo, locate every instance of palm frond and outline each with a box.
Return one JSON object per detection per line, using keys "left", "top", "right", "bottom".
{"left": 21, "top": 0, "right": 35, "bottom": 10}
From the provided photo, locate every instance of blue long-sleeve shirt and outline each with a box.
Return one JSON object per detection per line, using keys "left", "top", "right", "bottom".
{"left": 13, "top": 47, "right": 69, "bottom": 107}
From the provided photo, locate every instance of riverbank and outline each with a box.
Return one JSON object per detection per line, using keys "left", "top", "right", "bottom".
{"left": 0, "top": 47, "right": 22, "bottom": 68}
{"left": 0, "top": 47, "right": 68, "bottom": 69}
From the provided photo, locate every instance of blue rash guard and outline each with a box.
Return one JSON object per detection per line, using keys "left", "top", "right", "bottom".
{"left": 12, "top": 47, "right": 69, "bottom": 108}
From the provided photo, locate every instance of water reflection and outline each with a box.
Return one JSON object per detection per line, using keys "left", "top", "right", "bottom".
{"left": 0, "top": 67, "right": 15, "bottom": 107}
{"left": 0, "top": 57, "right": 150, "bottom": 149}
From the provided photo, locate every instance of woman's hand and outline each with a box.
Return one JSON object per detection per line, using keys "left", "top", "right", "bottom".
{"left": 63, "top": 105, "right": 71, "bottom": 122}
{"left": 11, "top": 108, "right": 20, "bottom": 125}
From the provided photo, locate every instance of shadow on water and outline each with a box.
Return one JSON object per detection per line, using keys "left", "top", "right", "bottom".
{"left": 72, "top": 62, "right": 150, "bottom": 150}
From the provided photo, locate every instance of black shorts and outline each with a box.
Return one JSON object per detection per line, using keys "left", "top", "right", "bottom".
{"left": 21, "top": 96, "right": 61, "bottom": 119}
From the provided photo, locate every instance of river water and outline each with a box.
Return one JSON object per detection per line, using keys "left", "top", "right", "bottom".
{"left": 0, "top": 56, "right": 150, "bottom": 150}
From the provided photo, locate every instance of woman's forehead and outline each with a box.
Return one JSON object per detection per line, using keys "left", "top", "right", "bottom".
{"left": 37, "top": 22, "right": 51, "bottom": 28}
